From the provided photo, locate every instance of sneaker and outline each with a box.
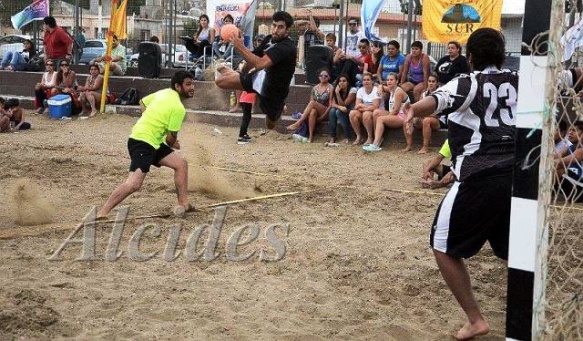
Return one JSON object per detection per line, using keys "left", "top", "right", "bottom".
{"left": 363, "top": 144, "right": 382, "bottom": 152}
{"left": 237, "top": 135, "right": 251, "bottom": 145}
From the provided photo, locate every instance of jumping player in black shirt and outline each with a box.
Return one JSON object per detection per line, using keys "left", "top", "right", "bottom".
{"left": 215, "top": 11, "right": 297, "bottom": 130}
{"left": 405, "top": 28, "right": 518, "bottom": 340}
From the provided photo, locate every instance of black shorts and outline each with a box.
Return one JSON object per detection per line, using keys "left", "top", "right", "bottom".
{"left": 127, "top": 138, "right": 174, "bottom": 173}
{"left": 240, "top": 72, "right": 285, "bottom": 122}
{"left": 430, "top": 173, "right": 512, "bottom": 260}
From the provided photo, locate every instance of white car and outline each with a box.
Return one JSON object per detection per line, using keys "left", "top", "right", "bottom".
{"left": 130, "top": 43, "right": 190, "bottom": 68}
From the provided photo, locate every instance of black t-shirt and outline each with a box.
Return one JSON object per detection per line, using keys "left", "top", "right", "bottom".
{"left": 254, "top": 35, "right": 297, "bottom": 106}
{"left": 435, "top": 55, "right": 469, "bottom": 84}
{"left": 431, "top": 68, "right": 518, "bottom": 181}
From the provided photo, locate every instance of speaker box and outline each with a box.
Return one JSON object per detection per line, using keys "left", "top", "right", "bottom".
{"left": 305, "top": 45, "right": 333, "bottom": 84}
{"left": 138, "top": 42, "right": 162, "bottom": 78}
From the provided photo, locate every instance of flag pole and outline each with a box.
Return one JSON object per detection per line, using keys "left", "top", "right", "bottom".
{"left": 99, "top": 0, "right": 118, "bottom": 114}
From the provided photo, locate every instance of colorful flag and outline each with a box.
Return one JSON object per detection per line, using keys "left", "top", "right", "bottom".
{"left": 11, "top": 0, "right": 49, "bottom": 30}
{"left": 109, "top": 0, "right": 128, "bottom": 39}
{"left": 361, "top": 0, "right": 387, "bottom": 43}
{"left": 422, "top": 0, "right": 503, "bottom": 44}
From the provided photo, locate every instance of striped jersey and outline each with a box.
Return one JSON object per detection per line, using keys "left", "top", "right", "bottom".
{"left": 431, "top": 66, "right": 518, "bottom": 182}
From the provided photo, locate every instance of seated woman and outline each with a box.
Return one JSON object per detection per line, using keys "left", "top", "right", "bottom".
{"left": 349, "top": 72, "right": 381, "bottom": 145}
{"left": 212, "top": 15, "right": 234, "bottom": 59}
{"left": 34, "top": 59, "right": 57, "bottom": 114}
{"left": 183, "top": 14, "right": 214, "bottom": 59}
{"left": 286, "top": 68, "right": 333, "bottom": 143}
{"left": 327, "top": 74, "right": 357, "bottom": 144}
{"left": 377, "top": 40, "right": 406, "bottom": 83}
{"left": 0, "top": 39, "right": 36, "bottom": 71}
{"left": 363, "top": 72, "right": 409, "bottom": 152}
{"left": 369, "top": 40, "right": 383, "bottom": 83}
{"left": 78, "top": 65, "right": 104, "bottom": 118}
{"left": 53, "top": 60, "right": 81, "bottom": 114}
{"left": 400, "top": 40, "right": 431, "bottom": 102}
{"left": 404, "top": 74, "right": 447, "bottom": 153}
{"left": 3, "top": 98, "right": 31, "bottom": 130}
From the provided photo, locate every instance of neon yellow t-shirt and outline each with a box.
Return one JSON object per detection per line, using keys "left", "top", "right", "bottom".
{"left": 439, "top": 139, "right": 451, "bottom": 159}
{"left": 130, "top": 88, "right": 186, "bottom": 149}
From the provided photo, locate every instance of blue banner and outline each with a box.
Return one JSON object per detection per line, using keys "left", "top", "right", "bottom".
{"left": 361, "top": 0, "right": 387, "bottom": 43}
{"left": 11, "top": 0, "right": 49, "bottom": 30}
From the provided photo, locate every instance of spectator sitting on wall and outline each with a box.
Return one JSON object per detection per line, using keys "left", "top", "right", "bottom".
{"left": 0, "top": 39, "right": 36, "bottom": 71}
{"left": 213, "top": 15, "right": 235, "bottom": 59}
{"left": 90, "top": 35, "right": 127, "bottom": 76}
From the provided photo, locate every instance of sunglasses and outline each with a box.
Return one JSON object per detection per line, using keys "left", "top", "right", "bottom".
{"left": 46, "top": 64, "right": 54, "bottom": 66}
{"left": 60, "top": 64, "right": 68, "bottom": 66}
{"left": 319, "top": 74, "right": 329, "bottom": 78}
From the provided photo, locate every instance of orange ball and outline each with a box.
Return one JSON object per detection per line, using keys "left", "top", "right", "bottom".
{"left": 220, "top": 24, "right": 239, "bottom": 41}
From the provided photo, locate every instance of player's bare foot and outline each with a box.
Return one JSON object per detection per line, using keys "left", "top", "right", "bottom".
{"left": 352, "top": 136, "right": 363, "bottom": 145}
{"left": 286, "top": 122, "right": 299, "bottom": 131}
{"left": 89, "top": 110, "right": 98, "bottom": 118}
{"left": 173, "top": 203, "right": 195, "bottom": 218}
{"left": 453, "top": 321, "right": 490, "bottom": 341}
{"left": 418, "top": 147, "right": 429, "bottom": 154}
{"left": 364, "top": 139, "right": 373, "bottom": 145}
{"left": 402, "top": 146, "right": 412, "bottom": 152}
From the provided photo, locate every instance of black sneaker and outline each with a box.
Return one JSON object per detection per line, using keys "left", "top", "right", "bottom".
{"left": 237, "top": 134, "right": 251, "bottom": 145}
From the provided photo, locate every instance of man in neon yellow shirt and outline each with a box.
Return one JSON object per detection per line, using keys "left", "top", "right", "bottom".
{"left": 97, "top": 71, "right": 195, "bottom": 218}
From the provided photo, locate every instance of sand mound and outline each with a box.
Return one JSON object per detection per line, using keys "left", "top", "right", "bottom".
{"left": 8, "top": 178, "right": 53, "bottom": 226}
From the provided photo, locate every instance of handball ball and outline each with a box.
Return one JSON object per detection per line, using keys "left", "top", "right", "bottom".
{"left": 221, "top": 24, "right": 239, "bottom": 41}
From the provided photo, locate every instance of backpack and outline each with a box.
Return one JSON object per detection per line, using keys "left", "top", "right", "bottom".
{"left": 115, "top": 88, "right": 139, "bottom": 105}
{"left": 25, "top": 56, "right": 43, "bottom": 72}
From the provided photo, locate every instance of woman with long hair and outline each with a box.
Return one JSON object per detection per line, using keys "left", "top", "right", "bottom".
{"left": 349, "top": 72, "right": 381, "bottom": 145}
{"left": 287, "top": 68, "right": 334, "bottom": 143}
{"left": 369, "top": 41, "right": 383, "bottom": 82}
{"left": 184, "top": 14, "right": 215, "bottom": 58}
{"left": 34, "top": 59, "right": 57, "bottom": 114}
{"left": 0, "top": 39, "right": 36, "bottom": 71}
{"left": 363, "top": 72, "right": 409, "bottom": 152}
{"left": 78, "top": 64, "right": 104, "bottom": 117}
{"left": 404, "top": 74, "right": 447, "bottom": 153}
{"left": 53, "top": 60, "right": 78, "bottom": 96}
{"left": 327, "top": 74, "right": 357, "bottom": 144}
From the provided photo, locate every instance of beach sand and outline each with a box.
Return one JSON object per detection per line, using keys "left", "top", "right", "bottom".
{"left": 0, "top": 113, "right": 506, "bottom": 340}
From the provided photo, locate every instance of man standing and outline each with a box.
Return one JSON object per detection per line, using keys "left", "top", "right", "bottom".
{"left": 344, "top": 18, "right": 366, "bottom": 58}
{"left": 90, "top": 35, "right": 127, "bottom": 76}
{"left": 42, "top": 16, "right": 74, "bottom": 67}
{"left": 97, "top": 71, "right": 195, "bottom": 219}
{"left": 405, "top": 28, "right": 518, "bottom": 340}
{"left": 215, "top": 11, "right": 297, "bottom": 130}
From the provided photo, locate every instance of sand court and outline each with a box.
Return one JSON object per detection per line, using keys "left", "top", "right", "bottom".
{"left": 0, "top": 113, "right": 507, "bottom": 340}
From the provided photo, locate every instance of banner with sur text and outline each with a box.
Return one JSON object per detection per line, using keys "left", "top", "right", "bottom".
{"left": 207, "top": 0, "right": 257, "bottom": 49}
{"left": 422, "top": 0, "right": 503, "bottom": 44}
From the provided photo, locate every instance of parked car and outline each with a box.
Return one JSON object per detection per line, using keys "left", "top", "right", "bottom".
{"left": 0, "top": 34, "right": 43, "bottom": 59}
{"left": 129, "top": 43, "right": 190, "bottom": 68}
{"left": 79, "top": 39, "right": 133, "bottom": 65}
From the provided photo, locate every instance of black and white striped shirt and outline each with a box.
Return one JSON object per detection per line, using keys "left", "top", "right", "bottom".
{"left": 432, "top": 66, "right": 518, "bottom": 182}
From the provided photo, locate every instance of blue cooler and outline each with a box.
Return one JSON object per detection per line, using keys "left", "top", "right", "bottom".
{"left": 47, "top": 94, "right": 72, "bottom": 119}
